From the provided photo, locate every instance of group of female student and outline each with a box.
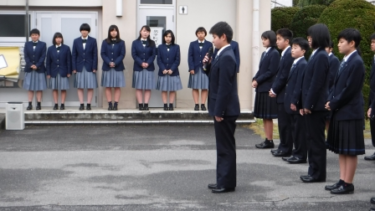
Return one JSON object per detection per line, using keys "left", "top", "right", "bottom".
{"left": 253, "top": 23, "right": 375, "bottom": 208}
{"left": 23, "top": 24, "right": 213, "bottom": 111}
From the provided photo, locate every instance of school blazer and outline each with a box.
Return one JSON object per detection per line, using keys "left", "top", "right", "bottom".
{"left": 253, "top": 47, "right": 280, "bottom": 93}
{"left": 212, "top": 41, "right": 241, "bottom": 73}
{"left": 131, "top": 39, "right": 156, "bottom": 71}
{"left": 272, "top": 47, "right": 294, "bottom": 104}
{"left": 368, "top": 58, "right": 375, "bottom": 110}
{"left": 72, "top": 36, "right": 98, "bottom": 72}
{"left": 328, "top": 51, "right": 364, "bottom": 121}
{"left": 206, "top": 46, "right": 240, "bottom": 117}
{"left": 46, "top": 45, "right": 72, "bottom": 77}
{"left": 284, "top": 58, "right": 307, "bottom": 114}
{"left": 157, "top": 44, "right": 180, "bottom": 76}
{"left": 23, "top": 41, "right": 47, "bottom": 73}
{"left": 188, "top": 40, "right": 212, "bottom": 73}
{"left": 301, "top": 48, "right": 329, "bottom": 111}
{"left": 100, "top": 40, "right": 126, "bottom": 71}
{"left": 328, "top": 53, "right": 340, "bottom": 91}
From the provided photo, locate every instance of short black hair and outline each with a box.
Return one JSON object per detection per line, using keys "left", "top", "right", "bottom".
{"left": 276, "top": 28, "right": 293, "bottom": 43}
{"left": 261, "top": 30, "right": 277, "bottom": 47}
{"left": 292, "top": 37, "right": 310, "bottom": 52}
{"left": 106, "top": 25, "right": 121, "bottom": 43}
{"left": 307, "top": 23, "right": 331, "bottom": 49}
{"left": 80, "top": 23, "right": 91, "bottom": 32}
{"left": 195, "top": 27, "right": 207, "bottom": 36}
{"left": 30, "top": 28, "right": 40, "bottom": 36}
{"left": 163, "top": 30, "right": 175, "bottom": 45}
{"left": 52, "top": 32, "right": 64, "bottom": 45}
{"left": 370, "top": 33, "right": 375, "bottom": 41}
{"left": 209, "top": 21, "right": 233, "bottom": 43}
{"left": 337, "top": 28, "right": 362, "bottom": 48}
{"left": 329, "top": 40, "right": 334, "bottom": 49}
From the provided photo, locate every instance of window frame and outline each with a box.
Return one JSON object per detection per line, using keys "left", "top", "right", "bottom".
{"left": 0, "top": 11, "right": 36, "bottom": 44}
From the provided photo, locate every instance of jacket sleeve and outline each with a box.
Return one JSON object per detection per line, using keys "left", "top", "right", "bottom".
{"left": 71, "top": 40, "right": 77, "bottom": 71}
{"left": 114, "top": 41, "right": 126, "bottom": 66}
{"left": 188, "top": 43, "right": 194, "bottom": 71}
{"left": 157, "top": 47, "right": 166, "bottom": 72}
{"left": 92, "top": 39, "right": 98, "bottom": 70}
{"left": 234, "top": 44, "right": 240, "bottom": 72}
{"left": 36, "top": 43, "right": 46, "bottom": 70}
{"left": 292, "top": 62, "right": 307, "bottom": 107}
{"left": 146, "top": 45, "right": 156, "bottom": 65}
{"left": 100, "top": 41, "right": 111, "bottom": 66}
{"left": 46, "top": 48, "right": 51, "bottom": 76}
{"left": 255, "top": 51, "right": 280, "bottom": 85}
{"left": 131, "top": 41, "right": 144, "bottom": 67}
{"left": 23, "top": 43, "right": 31, "bottom": 68}
{"left": 171, "top": 45, "right": 181, "bottom": 72}
{"left": 272, "top": 55, "right": 294, "bottom": 94}
{"left": 67, "top": 47, "right": 72, "bottom": 75}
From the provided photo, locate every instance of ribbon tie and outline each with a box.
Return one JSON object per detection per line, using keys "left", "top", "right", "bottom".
{"left": 82, "top": 39, "right": 87, "bottom": 43}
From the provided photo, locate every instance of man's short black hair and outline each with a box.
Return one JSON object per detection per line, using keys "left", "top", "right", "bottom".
{"left": 292, "top": 37, "right": 310, "bottom": 52}
{"left": 195, "top": 27, "right": 207, "bottom": 36}
{"left": 52, "top": 32, "right": 64, "bottom": 45}
{"left": 209, "top": 21, "right": 233, "bottom": 43}
{"left": 370, "top": 33, "right": 375, "bottom": 41}
{"left": 276, "top": 28, "right": 293, "bottom": 42}
{"left": 261, "top": 30, "right": 277, "bottom": 47}
{"left": 80, "top": 23, "right": 91, "bottom": 32}
{"left": 307, "top": 23, "right": 331, "bottom": 49}
{"left": 30, "top": 28, "right": 40, "bottom": 36}
{"left": 337, "top": 28, "right": 362, "bottom": 48}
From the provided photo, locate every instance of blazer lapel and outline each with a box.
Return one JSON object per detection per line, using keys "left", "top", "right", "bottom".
{"left": 371, "top": 59, "right": 375, "bottom": 78}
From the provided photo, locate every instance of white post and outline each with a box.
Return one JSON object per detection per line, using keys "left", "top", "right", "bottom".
{"left": 252, "top": 0, "right": 260, "bottom": 108}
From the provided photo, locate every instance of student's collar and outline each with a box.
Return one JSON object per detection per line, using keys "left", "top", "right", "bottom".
{"left": 141, "top": 38, "right": 147, "bottom": 41}
{"left": 265, "top": 47, "right": 271, "bottom": 53}
{"left": 198, "top": 39, "right": 205, "bottom": 43}
{"left": 56, "top": 44, "right": 62, "bottom": 47}
{"left": 81, "top": 36, "right": 88, "bottom": 40}
{"left": 329, "top": 52, "right": 333, "bottom": 57}
{"left": 311, "top": 48, "right": 318, "bottom": 56}
{"left": 32, "top": 41, "right": 38, "bottom": 43}
{"left": 281, "top": 46, "right": 290, "bottom": 57}
{"left": 343, "top": 50, "right": 357, "bottom": 62}
{"left": 216, "top": 44, "right": 230, "bottom": 57}
{"left": 293, "top": 56, "right": 304, "bottom": 64}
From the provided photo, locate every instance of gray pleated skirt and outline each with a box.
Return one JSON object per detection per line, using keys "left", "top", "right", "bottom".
{"left": 132, "top": 69, "right": 155, "bottom": 90}
{"left": 23, "top": 71, "right": 47, "bottom": 91}
{"left": 156, "top": 75, "right": 183, "bottom": 91}
{"left": 74, "top": 67, "right": 98, "bottom": 89}
{"left": 187, "top": 68, "right": 209, "bottom": 89}
{"left": 101, "top": 68, "right": 125, "bottom": 88}
{"left": 49, "top": 73, "right": 70, "bottom": 90}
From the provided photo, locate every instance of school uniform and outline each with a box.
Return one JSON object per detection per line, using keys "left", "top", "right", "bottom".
{"left": 271, "top": 46, "right": 294, "bottom": 156}
{"left": 206, "top": 45, "right": 240, "bottom": 191}
{"left": 187, "top": 40, "right": 212, "bottom": 89}
{"left": 301, "top": 48, "right": 330, "bottom": 182}
{"left": 327, "top": 50, "right": 365, "bottom": 155}
{"left": 326, "top": 53, "right": 340, "bottom": 120}
{"left": 253, "top": 47, "right": 280, "bottom": 119}
{"left": 156, "top": 44, "right": 182, "bottom": 91}
{"left": 213, "top": 41, "right": 240, "bottom": 73}
{"left": 46, "top": 44, "right": 72, "bottom": 90}
{"left": 131, "top": 39, "right": 156, "bottom": 90}
{"left": 284, "top": 57, "right": 308, "bottom": 162}
{"left": 72, "top": 36, "right": 98, "bottom": 89}
{"left": 23, "top": 40, "right": 47, "bottom": 91}
{"left": 100, "top": 39, "right": 126, "bottom": 88}
{"left": 368, "top": 55, "right": 375, "bottom": 149}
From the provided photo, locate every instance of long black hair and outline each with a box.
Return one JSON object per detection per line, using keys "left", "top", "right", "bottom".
{"left": 137, "top": 25, "right": 155, "bottom": 47}
{"left": 52, "top": 32, "right": 63, "bottom": 45}
{"left": 162, "top": 30, "right": 175, "bottom": 45}
{"left": 261, "top": 30, "right": 277, "bottom": 47}
{"left": 106, "top": 25, "right": 121, "bottom": 44}
{"left": 307, "top": 23, "right": 330, "bottom": 49}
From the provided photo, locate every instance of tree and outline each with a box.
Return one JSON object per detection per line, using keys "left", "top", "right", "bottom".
{"left": 271, "top": 7, "right": 300, "bottom": 33}
{"left": 294, "top": 0, "right": 335, "bottom": 7}
{"left": 290, "top": 5, "right": 327, "bottom": 38}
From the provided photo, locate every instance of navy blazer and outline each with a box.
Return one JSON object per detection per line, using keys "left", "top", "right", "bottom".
{"left": 328, "top": 53, "right": 340, "bottom": 90}
{"left": 302, "top": 48, "right": 329, "bottom": 111}
{"left": 368, "top": 57, "right": 375, "bottom": 110}
{"left": 284, "top": 58, "right": 307, "bottom": 114}
{"left": 100, "top": 39, "right": 126, "bottom": 71}
{"left": 272, "top": 47, "right": 294, "bottom": 103}
{"left": 207, "top": 46, "right": 240, "bottom": 117}
{"left": 157, "top": 44, "right": 180, "bottom": 76}
{"left": 253, "top": 47, "right": 280, "bottom": 92}
{"left": 328, "top": 51, "right": 364, "bottom": 121}
{"left": 46, "top": 45, "right": 72, "bottom": 77}
{"left": 188, "top": 40, "right": 212, "bottom": 73}
{"left": 213, "top": 41, "right": 240, "bottom": 73}
{"left": 23, "top": 41, "right": 46, "bottom": 73}
{"left": 72, "top": 36, "right": 98, "bottom": 72}
{"left": 131, "top": 39, "right": 156, "bottom": 71}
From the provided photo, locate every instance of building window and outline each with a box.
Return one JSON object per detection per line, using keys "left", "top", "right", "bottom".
{"left": 140, "top": 0, "right": 173, "bottom": 4}
{"left": 0, "top": 14, "right": 30, "bottom": 37}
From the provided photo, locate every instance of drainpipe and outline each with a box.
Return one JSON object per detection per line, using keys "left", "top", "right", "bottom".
{"left": 25, "top": 0, "right": 29, "bottom": 42}
{"left": 252, "top": 0, "right": 260, "bottom": 106}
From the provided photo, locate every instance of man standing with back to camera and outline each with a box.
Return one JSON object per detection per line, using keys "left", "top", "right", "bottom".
{"left": 203, "top": 21, "right": 240, "bottom": 193}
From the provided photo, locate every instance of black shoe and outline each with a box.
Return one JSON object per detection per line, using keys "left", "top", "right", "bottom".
{"left": 169, "top": 106, "right": 174, "bottom": 111}
{"left": 163, "top": 104, "right": 168, "bottom": 111}
{"left": 79, "top": 104, "right": 84, "bottom": 110}
{"left": 325, "top": 180, "right": 344, "bottom": 191}
{"left": 365, "top": 153, "right": 375, "bottom": 161}
{"left": 271, "top": 149, "right": 279, "bottom": 154}
{"left": 144, "top": 104, "right": 149, "bottom": 110}
{"left": 272, "top": 150, "right": 291, "bottom": 157}
{"left": 287, "top": 156, "right": 306, "bottom": 164}
{"left": 53, "top": 104, "right": 58, "bottom": 110}
{"left": 201, "top": 104, "right": 207, "bottom": 111}
{"left": 113, "top": 103, "right": 118, "bottom": 111}
{"left": 194, "top": 104, "right": 199, "bottom": 111}
{"left": 139, "top": 104, "right": 144, "bottom": 111}
{"left": 371, "top": 197, "right": 375, "bottom": 204}
{"left": 212, "top": 187, "right": 235, "bottom": 193}
{"left": 26, "top": 105, "right": 32, "bottom": 110}
{"left": 60, "top": 104, "right": 65, "bottom": 110}
{"left": 255, "top": 139, "right": 274, "bottom": 149}
{"left": 330, "top": 184, "right": 354, "bottom": 194}
{"left": 86, "top": 104, "right": 91, "bottom": 110}
{"left": 108, "top": 103, "right": 113, "bottom": 111}
{"left": 282, "top": 156, "right": 293, "bottom": 161}
{"left": 36, "top": 104, "right": 41, "bottom": 110}
{"left": 208, "top": 184, "right": 217, "bottom": 190}
{"left": 300, "top": 175, "right": 325, "bottom": 183}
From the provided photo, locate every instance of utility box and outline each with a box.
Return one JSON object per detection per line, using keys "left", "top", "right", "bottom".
{"left": 6, "top": 102, "right": 24, "bottom": 130}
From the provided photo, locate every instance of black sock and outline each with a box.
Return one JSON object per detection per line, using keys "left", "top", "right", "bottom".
{"left": 28, "top": 102, "right": 32, "bottom": 106}
{"left": 201, "top": 104, "right": 205, "bottom": 106}
{"left": 344, "top": 182, "right": 352, "bottom": 186}
{"left": 139, "top": 104, "right": 143, "bottom": 108}
{"left": 195, "top": 104, "right": 199, "bottom": 107}
{"left": 144, "top": 103, "right": 148, "bottom": 107}
{"left": 164, "top": 103, "right": 167, "bottom": 107}
{"left": 114, "top": 102, "right": 118, "bottom": 106}
{"left": 108, "top": 102, "right": 112, "bottom": 105}
{"left": 55, "top": 103, "right": 58, "bottom": 107}
{"left": 61, "top": 103, "right": 64, "bottom": 106}
{"left": 87, "top": 103, "right": 91, "bottom": 106}
{"left": 169, "top": 103, "right": 173, "bottom": 107}
{"left": 80, "top": 103, "right": 84, "bottom": 107}
{"left": 37, "top": 102, "right": 41, "bottom": 106}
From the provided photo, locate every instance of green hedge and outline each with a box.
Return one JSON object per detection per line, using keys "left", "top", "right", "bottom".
{"left": 290, "top": 5, "right": 327, "bottom": 38}
{"left": 271, "top": 7, "right": 300, "bottom": 32}
{"left": 319, "top": 0, "right": 375, "bottom": 113}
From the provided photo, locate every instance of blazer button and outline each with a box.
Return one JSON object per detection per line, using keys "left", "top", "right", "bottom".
{"left": 83, "top": 53, "right": 85, "bottom": 55}
{"left": 57, "top": 65, "right": 59, "bottom": 67}
{"left": 83, "top": 59, "right": 85, "bottom": 61}
{"left": 111, "top": 59, "right": 113, "bottom": 61}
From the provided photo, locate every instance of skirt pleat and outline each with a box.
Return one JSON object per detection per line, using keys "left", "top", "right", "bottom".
{"left": 327, "top": 119, "right": 365, "bottom": 155}
{"left": 253, "top": 92, "right": 278, "bottom": 119}
{"left": 49, "top": 73, "right": 70, "bottom": 90}
{"left": 187, "top": 68, "right": 209, "bottom": 89}
{"left": 101, "top": 68, "right": 125, "bottom": 88}
{"left": 156, "top": 75, "right": 183, "bottom": 91}
{"left": 132, "top": 69, "right": 155, "bottom": 90}
{"left": 23, "top": 71, "right": 47, "bottom": 91}
{"left": 74, "top": 67, "right": 98, "bottom": 89}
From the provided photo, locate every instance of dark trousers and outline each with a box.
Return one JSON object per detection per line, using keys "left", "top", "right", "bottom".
{"left": 214, "top": 116, "right": 238, "bottom": 188}
{"left": 291, "top": 114, "right": 307, "bottom": 160}
{"left": 371, "top": 118, "right": 375, "bottom": 147}
{"left": 277, "top": 103, "right": 293, "bottom": 153}
{"left": 305, "top": 111, "right": 327, "bottom": 180}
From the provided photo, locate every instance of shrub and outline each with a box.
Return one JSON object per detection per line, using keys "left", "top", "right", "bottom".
{"left": 271, "top": 7, "right": 300, "bottom": 33}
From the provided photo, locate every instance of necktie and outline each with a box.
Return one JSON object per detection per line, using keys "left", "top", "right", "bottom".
{"left": 142, "top": 41, "right": 147, "bottom": 45}
{"left": 338, "top": 61, "right": 346, "bottom": 75}
{"left": 56, "top": 47, "right": 61, "bottom": 51}
{"left": 288, "top": 64, "right": 296, "bottom": 78}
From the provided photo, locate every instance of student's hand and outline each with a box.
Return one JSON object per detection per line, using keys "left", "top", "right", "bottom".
{"left": 299, "top": 109, "right": 304, "bottom": 116}
{"left": 325, "top": 102, "right": 331, "bottom": 111}
{"left": 190, "top": 70, "right": 195, "bottom": 75}
{"left": 31, "top": 65, "right": 37, "bottom": 70}
{"left": 144, "top": 63, "right": 149, "bottom": 68}
{"left": 269, "top": 90, "right": 276, "bottom": 98}
{"left": 168, "top": 70, "right": 173, "bottom": 75}
{"left": 93, "top": 69, "right": 97, "bottom": 73}
{"left": 110, "top": 62, "right": 115, "bottom": 68}
{"left": 47, "top": 75, "right": 51, "bottom": 79}
{"left": 252, "top": 80, "right": 258, "bottom": 88}
{"left": 291, "top": 104, "right": 297, "bottom": 111}
{"left": 303, "top": 108, "right": 312, "bottom": 115}
{"left": 203, "top": 55, "right": 211, "bottom": 64}
{"left": 367, "top": 108, "right": 372, "bottom": 118}
{"left": 163, "top": 70, "right": 168, "bottom": 74}
{"left": 73, "top": 70, "right": 77, "bottom": 74}
{"left": 215, "top": 116, "right": 224, "bottom": 122}
{"left": 67, "top": 74, "right": 71, "bottom": 78}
